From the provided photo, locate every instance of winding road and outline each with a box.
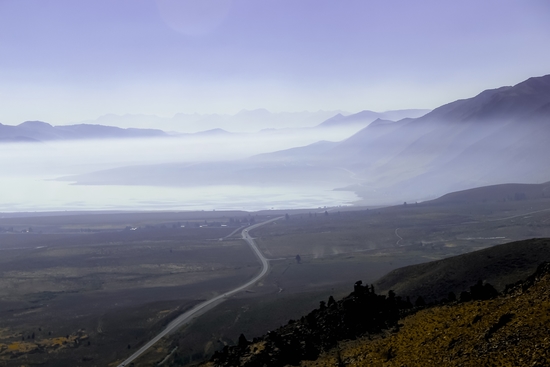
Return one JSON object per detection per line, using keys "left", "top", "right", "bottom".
{"left": 116, "top": 216, "right": 283, "bottom": 367}
{"left": 395, "top": 228, "right": 403, "bottom": 246}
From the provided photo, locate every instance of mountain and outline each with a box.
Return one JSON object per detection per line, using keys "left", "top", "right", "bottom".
{"left": 264, "top": 75, "right": 550, "bottom": 168}
{"left": 419, "top": 75, "right": 550, "bottom": 123}
{"left": 76, "top": 109, "right": 430, "bottom": 134}
{"left": 0, "top": 121, "right": 167, "bottom": 142}
{"left": 316, "top": 109, "right": 430, "bottom": 128}
{"left": 250, "top": 140, "right": 337, "bottom": 162}
{"left": 180, "top": 128, "right": 232, "bottom": 137}
{"left": 60, "top": 74, "right": 550, "bottom": 207}
{"left": 318, "top": 111, "right": 383, "bottom": 127}
{"left": 250, "top": 74, "right": 550, "bottom": 203}
{"left": 77, "top": 110, "right": 348, "bottom": 133}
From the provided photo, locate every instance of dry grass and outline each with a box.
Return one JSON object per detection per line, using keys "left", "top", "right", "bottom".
{"left": 303, "top": 269, "right": 550, "bottom": 366}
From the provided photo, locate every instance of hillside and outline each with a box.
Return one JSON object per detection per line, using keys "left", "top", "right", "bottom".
{"left": 375, "top": 238, "right": 550, "bottom": 302}
{"left": 317, "top": 109, "right": 430, "bottom": 128}
{"left": 195, "top": 238, "right": 550, "bottom": 367}
{"left": 265, "top": 74, "right": 550, "bottom": 192}
{"left": 418, "top": 75, "right": 550, "bottom": 123}
{"left": 427, "top": 181, "right": 550, "bottom": 205}
{"left": 307, "top": 262, "right": 550, "bottom": 367}
{"left": 313, "top": 74, "right": 550, "bottom": 202}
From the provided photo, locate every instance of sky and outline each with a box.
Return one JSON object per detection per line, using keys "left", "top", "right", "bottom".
{"left": 1, "top": 0, "right": 550, "bottom": 125}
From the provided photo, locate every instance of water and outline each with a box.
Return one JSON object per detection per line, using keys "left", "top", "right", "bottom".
{"left": 0, "top": 177, "right": 358, "bottom": 212}
{"left": 0, "top": 133, "right": 362, "bottom": 212}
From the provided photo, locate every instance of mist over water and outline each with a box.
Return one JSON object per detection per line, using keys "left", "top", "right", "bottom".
{"left": 0, "top": 128, "right": 360, "bottom": 212}
{"left": 4, "top": 73, "right": 550, "bottom": 214}
{"left": 0, "top": 178, "right": 357, "bottom": 212}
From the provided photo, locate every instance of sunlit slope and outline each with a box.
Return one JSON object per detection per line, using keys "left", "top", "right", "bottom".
{"left": 308, "top": 262, "right": 550, "bottom": 367}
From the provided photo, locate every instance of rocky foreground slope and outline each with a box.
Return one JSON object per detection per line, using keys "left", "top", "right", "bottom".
{"left": 305, "top": 262, "right": 550, "bottom": 366}
{"left": 200, "top": 240, "right": 550, "bottom": 367}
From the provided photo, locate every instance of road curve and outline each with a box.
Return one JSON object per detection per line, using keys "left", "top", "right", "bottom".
{"left": 395, "top": 228, "right": 403, "bottom": 246}
{"left": 116, "top": 216, "right": 283, "bottom": 367}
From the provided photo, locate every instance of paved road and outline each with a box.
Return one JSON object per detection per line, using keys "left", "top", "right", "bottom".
{"left": 116, "top": 216, "right": 283, "bottom": 367}
{"left": 484, "top": 207, "right": 550, "bottom": 222}
{"left": 395, "top": 228, "right": 403, "bottom": 246}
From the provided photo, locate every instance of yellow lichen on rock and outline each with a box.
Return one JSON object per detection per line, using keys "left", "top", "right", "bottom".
{"left": 4, "top": 341, "right": 38, "bottom": 353}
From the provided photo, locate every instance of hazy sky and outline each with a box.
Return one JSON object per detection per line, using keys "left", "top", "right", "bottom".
{"left": 1, "top": 0, "right": 550, "bottom": 124}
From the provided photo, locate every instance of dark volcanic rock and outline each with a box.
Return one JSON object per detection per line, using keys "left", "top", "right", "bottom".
{"left": 208, "top": 283, "right": 414, "bottom": 367}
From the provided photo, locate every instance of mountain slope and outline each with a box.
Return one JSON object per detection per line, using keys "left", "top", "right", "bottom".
{"left": 418, "top": 75, "right": 550, "bottom": 123}
{"left": 200, "top": 239, "right": 550, "bottom": 367}
{"left": 375, "top": 238, "right": 550, "bottom": 302}
{"left": 60, "top": 74, "right": 550, "bottom": 206}
{"left": 253, "top": 75, "right": 550, "bottom": 170}
{"left": 338, "top": 74, "right": 550, "bottom": 200}
{"left": 427, "top": 181, "right": 550, "bottom": 204}
{"left": 308, "top": 262, "right": 550, "bottom": 367}
{"left": 317, "top": 109, "right": 430, "bottom": 128}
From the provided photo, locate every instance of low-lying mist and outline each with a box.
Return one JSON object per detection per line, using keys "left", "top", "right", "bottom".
{"left": 1, "top": 127, "right": 359, "bottom": 175}
{"left": 0, "top": 127, "right": 362, "bottom": 212}
{"left": 4, "top": 74, "right": 550, "bottom": 213}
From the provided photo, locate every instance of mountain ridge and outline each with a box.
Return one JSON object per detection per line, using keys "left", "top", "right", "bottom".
{"left": 55, "top": 73, "right": 550, "bottom": 207}
{"left": 0, "top": 121, "right": 168, "bottom": 142}
{"left": 418, "top": 74, "right": 550, "bottom": 123}
{"left": 317, "top": 109, "right": 430, "bottom": 128}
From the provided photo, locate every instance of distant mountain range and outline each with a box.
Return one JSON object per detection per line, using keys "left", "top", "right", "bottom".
{"left": 74, "top": 108, "right": 430, "bottom": 133}
{"left": 0, "top": 121, "right": 167, "bottom": 143}
{"left": 76, "top": 109, "right": 346, "bottom": 133}
{"left": 317, "top": 109, "right": 429, "bottom": 128}
{"left": 1, "top": 108, "right": 430, "bottom": 143}
{"left": 61, "top": 74, "right": 550, "bottom": 206}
